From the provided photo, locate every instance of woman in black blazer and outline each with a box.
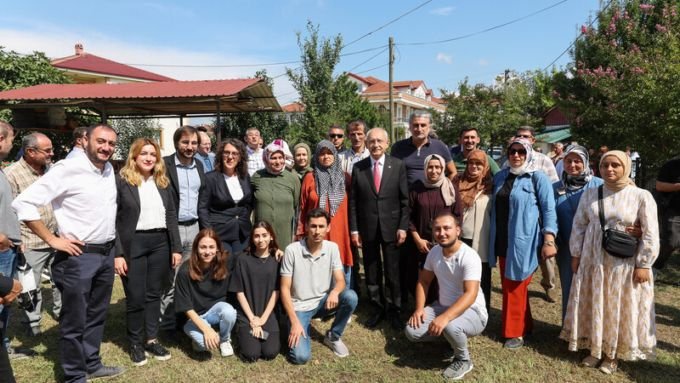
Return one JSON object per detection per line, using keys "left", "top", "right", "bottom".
{"left": 198, "top": 138, "right": 253, "bottom": 263}
{"left": 114, "top": 138, "right": 182, "bottom": 367}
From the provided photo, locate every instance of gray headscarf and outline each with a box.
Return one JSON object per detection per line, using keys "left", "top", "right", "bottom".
{"left": 561, "top": 144, "right": 592, "bottom": 190}
{"left": 313, "top": 140, "right": 345, "bottom": 217}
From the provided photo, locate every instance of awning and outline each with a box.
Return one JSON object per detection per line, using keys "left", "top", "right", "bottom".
{"left": 536, "top": 127, "right": 571, "bottom": 144}
{"left": 0, "top": 78, "right": 281, "bottom": 116}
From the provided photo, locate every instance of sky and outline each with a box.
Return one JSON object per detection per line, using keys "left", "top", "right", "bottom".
{"left": 1, "top": 0, "right": 601, "bottom": 105}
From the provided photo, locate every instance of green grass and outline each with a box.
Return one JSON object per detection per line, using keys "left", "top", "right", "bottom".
{"left": 8, "top": 258, "right": 680, "bottom": 383}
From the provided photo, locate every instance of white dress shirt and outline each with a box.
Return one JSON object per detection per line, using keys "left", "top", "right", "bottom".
{"left": 370, "top": 154, "right": 385, "bottom": 180}
{"left": 224, "top": 174, "right": 244, "bottom": 202}
{"left": 12, "top": 156, "right": 117, "bottom": 244}
{"left": 136, "top": 177, "right": 166, "bottom": 230}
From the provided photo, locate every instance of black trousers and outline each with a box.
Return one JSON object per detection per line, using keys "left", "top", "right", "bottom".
{"left": 363, "top": 229, "right": 402, "bottom": 312}
{"left": 121, "top": 231, "right": 170, "bottom": 345}
{"left": 0, "top": 328, "right": 15, "bottom": 383}
{"left": 235, "top": 318, "right": 280, "bottom": 362}
{"left": 52, "top": 250, "right": 114, "bottom": 383}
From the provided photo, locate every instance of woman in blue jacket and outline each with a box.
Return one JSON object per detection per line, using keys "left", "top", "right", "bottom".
{"left": 552, "top": 145, "right": 603, "bottom": 321}
{"left": 489, "top": 138, "right": 557, "bottom": 349}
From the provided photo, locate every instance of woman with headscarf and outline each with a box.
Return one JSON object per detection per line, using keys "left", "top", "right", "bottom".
{"left": 251, "top": 139, "right": 300, "bottom": 249}
{"left": 488, "top": 138, "right": 557, "bottom": 350}
{"left": 560, "top": 151, "right": 659, "bottom": 374}
{"left": 406, "top": 154, "right": 461, "bottom": 300}
{"left": 454, "top": 149, "right": 493, "bottom": 312}
{"left": 292, "top": 143, "right": 313, "bottom": 182}
{"left": 295, "top": 140, "right": 353, "bottom": 285}
{"left": 551, "top": 145, "right": 603, "bottom": 321}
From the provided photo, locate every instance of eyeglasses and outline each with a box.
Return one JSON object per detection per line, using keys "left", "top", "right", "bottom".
{"left": 222, "top": 151, "right": 240, "bottom": 157}
{"left": 329, "top": 134, "right": 344, "bottom": 139}
{"left": 509, "top": 148, "right": 527, "bottom": 155}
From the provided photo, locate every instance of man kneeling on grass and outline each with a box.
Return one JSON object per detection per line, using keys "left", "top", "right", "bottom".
{"left": 405, "top": 213, "right": 488, "bottom": 380}
{"left": 280, "top": 208, "right": 358, "bottom": 364}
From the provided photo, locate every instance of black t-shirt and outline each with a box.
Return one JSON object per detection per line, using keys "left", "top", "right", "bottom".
{"left": 175, "top": 262, "right": 230, "bottom": 316}
{"left": 228, "top": 252, "right": 280, "bottom": 333}
{"left": 495, "top": 173, "right": 517, "bottom": 259}
{"left": 657, "top": 158, "right": 680, "bottom": 211}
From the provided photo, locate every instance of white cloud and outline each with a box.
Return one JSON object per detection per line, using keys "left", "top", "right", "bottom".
{"left": 0, "top": 27, "right": 299, "bottom": 104}
{"left": 478, "top": 58, "right": 489, "bottom": 66}
{"left": 436, "top": 53, "right": 453, "bottom": 64}
{"left": 430, "top": 6, "right": 455, "bottom": 16}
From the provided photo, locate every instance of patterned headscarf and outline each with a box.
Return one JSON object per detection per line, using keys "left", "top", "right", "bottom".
{"left": 455, "top": 149, "right": 492, "bottom": 209}
{"left": 507, "top": 137, "right": 535, "bottom": 176}
{"left": 599, "top": 150, "right": 635, "bottom": 192}
{"left": 422, "top": 154, "right": 456, "bottom": 206}
{"left": 313, "top": 140, "right": 346, "bottom": 216}
{"left": 561, "top": 144, "right": 592, "bottom": 190}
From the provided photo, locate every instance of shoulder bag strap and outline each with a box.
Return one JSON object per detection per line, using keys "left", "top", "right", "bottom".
{"left": 598, "top": 185, "right": 606, "bottom": 231}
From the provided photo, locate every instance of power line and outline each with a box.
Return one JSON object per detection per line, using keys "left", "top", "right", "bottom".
{"left": 399, "top": 0, "right": 570, "bottom": 46}
{"left": 542, "top": 0, "right": 613, "bottom": 71}
{"left": 342, "top": 0, "right": 433, "bottom": 49}
{"left": 356, "top": 63, "right": 389, "bottom": 75}
{"left": 346, "top": 47, "right": 388, "bottom": 73}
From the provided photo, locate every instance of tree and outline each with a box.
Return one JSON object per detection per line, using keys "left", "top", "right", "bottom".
{"left": 216, "top": 69, "right": 290, "bottom": 144}
{"left": 286, "top": 21, "right": 385, "bottom": 145}
{"left": 110, "top": 118, "right": 162, "bottom": 160}
{"left": 554, "top": 0, "right": 680, "bottom": 175}
{"left": 0, "top": 47, "right": 71, "bottom": 121}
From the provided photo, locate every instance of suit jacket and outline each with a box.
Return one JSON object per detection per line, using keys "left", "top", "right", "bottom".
{"left": 115, "top": 175, "right": 182, "bottom": 260}
{"left": 163, "top": 154, "right": 206, "bottom": 212}
{"left": 198, "top": 171, "right": 253, "bottom": 242}
{"left": 350, "top": 155, "right": 409, "bottom": 243}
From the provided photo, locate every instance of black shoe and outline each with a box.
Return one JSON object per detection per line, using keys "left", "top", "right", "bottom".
{"left": 129, "top": 344, "right": 147, "bottom": 366}
{"left": 503, "top": 337, "right": 524, "bottom": 349}
{"left": 364, "top": 311, "right": 385, "bottom": 329}
{"left": 87, "top": 365, "right": 125, "bottom": 381}
{"left": 7, "top": 346, "right": 36, "bottom": 360}
{"left": 145, "top": 340, "right": 171, "bottom": 361}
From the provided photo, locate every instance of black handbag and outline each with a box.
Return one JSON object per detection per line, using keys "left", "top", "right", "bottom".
{"left": 598, "top": 186, "right": 638, "bottom": 258}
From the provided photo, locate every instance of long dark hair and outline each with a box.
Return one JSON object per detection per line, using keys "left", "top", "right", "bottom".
{"left": 188, "top": 228, "right": 228, "bottom": 281}
{"left": 247, "top": 220, "right": 280, "bottom": 258}
{"left": 215, "top": 138, "right": 248, "bottom": 178}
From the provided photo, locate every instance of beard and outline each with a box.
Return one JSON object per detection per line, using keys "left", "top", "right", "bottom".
{"left": 438, "top": 237, "right": 458, "bottom": 249}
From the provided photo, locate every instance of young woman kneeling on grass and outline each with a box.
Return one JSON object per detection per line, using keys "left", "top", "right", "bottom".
{"left": 229, "top": 221, "right": 281, "bottom": 362}
{"left": 175, "top": 228, "right": 236, "bottom": 357}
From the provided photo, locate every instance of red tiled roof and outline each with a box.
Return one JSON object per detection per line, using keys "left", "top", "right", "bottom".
{"left": 282, "top": 102, "right": 305, "bottom": 112}
{"left": 52, "top": 53, "right": 175, "bottom": 82}
{"left": 0, "top": 79, "right": 259, "bottom": 100}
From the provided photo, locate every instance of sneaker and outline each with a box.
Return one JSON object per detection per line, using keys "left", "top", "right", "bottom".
{"left": 599, "top": 358, "right": 618, "bottom": 374}
{"left": 7, "top": 346, "right": 36, "bottom": 360}
{"left": 219, "top": 340, "right": 234, "bottom": 357}
{"left": 580, "top": 355, "right": 601, "bottom": 368}
{"left": 86, "top": 365, "right": 125, "bottom": 381}
{"left": 503, "top": 337, "right": 524, "bottom": 349}
{"left": 129, "top": 344, "right": 147, "bottom": 366}
{"left": 442, "top": 359, "right": 474, "bottom": 380}
{"left": 145, "top": 341, "right": 171, "bottom": 361}
{"left": 323, "top": 331, "right": 349, "bottom": 358}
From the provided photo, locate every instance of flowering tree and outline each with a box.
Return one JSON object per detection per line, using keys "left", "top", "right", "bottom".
{"left": 553, "top": 0, "right": 680, "bottom": 174}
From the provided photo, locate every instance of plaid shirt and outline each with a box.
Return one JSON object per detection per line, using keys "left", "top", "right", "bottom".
{"left": 247, "top": 146, "right": 265, "bottom": 176}
{"left": 4, "top": 158, "right": 58, "bottom": 249}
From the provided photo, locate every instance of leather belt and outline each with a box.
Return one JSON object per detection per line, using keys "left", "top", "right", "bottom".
{"left": 79, "top": 240, "right": 115, "bottom": 255}
{"left": 178, "top": 219, "right": 198, "bottom": 226}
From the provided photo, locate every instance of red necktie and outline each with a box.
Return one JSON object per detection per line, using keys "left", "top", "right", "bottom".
{"left": 373, "top": 160, "right": 381, "bottom": 192}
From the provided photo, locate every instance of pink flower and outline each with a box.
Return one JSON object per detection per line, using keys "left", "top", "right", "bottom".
{"left": 581, "top": 25, "right": 588, "bottom": 34}
{"left": 655, "top": 24, "right": 668, "bottom": 32}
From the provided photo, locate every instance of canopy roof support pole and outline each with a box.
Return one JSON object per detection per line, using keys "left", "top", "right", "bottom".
{"left": 215, "top": 101, "right": 222, "bottom": 143}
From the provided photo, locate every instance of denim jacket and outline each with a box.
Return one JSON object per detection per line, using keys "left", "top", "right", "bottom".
{"left": 488, "top": 169, "right": 558, "bottom": 281}
{"left": 552, "top": 177, "right": 604, "bottom": 257}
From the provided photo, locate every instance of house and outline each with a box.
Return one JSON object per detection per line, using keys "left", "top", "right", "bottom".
{"left": 50, "top": 43, "right": 179, "bottom": 155}
{"left": 347, "top": 72, "right": 446, "bottom": 137}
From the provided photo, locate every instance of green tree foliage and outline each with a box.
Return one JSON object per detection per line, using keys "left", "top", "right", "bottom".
{"left": 216, "top": 69, "right": 290, "bottom": 144}
{"left": 438, "top": 70, "right": 554, "bottom": 148}
{"left": 110, "top": 118, "right": 162, "bottom": 160}
{"left": 554, "top": 0, "right": 680, "bottom": 173}
{"left": 286, "top": 21, "right": 385, "bottom": 145}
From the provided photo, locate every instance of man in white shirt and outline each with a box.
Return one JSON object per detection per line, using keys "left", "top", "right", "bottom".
{"left": 64, "top": 126, "right": 87, "bottom": 160}
{"left": 338, "top": 120, "right": 370, "bottom": 175}
{"left": 245, "top": 128, "right": 265, "bottom": 176}
{"left": 405, "top": 213, "right": 487, "bottom": 380}
{"left": 12, "top": 124, "right": 124, "bottom": 383}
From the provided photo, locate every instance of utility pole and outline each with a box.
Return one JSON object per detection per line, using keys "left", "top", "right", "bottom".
{"left": 388, "top": 36, "right": 394, "bottom": 143}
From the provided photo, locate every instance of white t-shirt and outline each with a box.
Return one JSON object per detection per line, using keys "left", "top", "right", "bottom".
{"left": 424, "top": 242, "right": 487, "bottom": 321}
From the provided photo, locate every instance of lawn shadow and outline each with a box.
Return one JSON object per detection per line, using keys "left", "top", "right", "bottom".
{"left": 655, "top": 301, "right": 680, "bottom": 327}
{"left": 619, "top": 358, "right": 680, "bottom": 383}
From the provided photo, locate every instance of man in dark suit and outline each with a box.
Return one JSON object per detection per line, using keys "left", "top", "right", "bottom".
{"left": 160, "top": 126, "right": 205, "bottom": 331}
{"left": 350, "top": 128, "right": 409, "bottom": 330}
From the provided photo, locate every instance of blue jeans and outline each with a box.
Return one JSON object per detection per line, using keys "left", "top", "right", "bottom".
{"left": 183, "top": 302, "right": 236, "bottom": 351}
{"left": 287, "top": 289, "right": 358, "bottom": 364}
{"left": 0, "top": 248, "right": 17, "bottom": 349}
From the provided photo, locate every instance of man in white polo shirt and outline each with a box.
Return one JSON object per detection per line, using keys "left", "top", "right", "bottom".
{"left": 280, "top": 208, "right": 358, "bottom": 365}
{"left": 405, "top": 212, "right": 487, "bottom": 380}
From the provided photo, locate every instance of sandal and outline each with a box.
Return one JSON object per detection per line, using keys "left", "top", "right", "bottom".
{"left": 580, "top": 355, "right": 600, "bottom": 368}
{"left": 599, "top": 358, "right": 618, "bottom": 374}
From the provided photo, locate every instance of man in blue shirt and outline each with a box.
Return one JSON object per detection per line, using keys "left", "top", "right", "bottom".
{"left": 195, "top": 129, "right": 215, "bottom": 173}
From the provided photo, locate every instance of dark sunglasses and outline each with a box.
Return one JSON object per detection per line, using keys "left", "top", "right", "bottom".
{"left": 509, "top": 148, "right": 527, "bottom": 155}
{"left": 329, "top": 134, "right": 344, "bottom": 139}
